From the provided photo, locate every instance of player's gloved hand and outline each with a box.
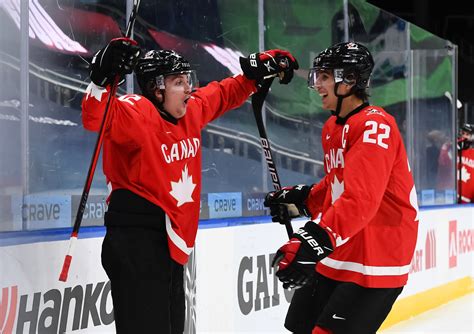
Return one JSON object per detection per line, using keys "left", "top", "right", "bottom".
{"left": 239, "top": 49, "right": 299, "bottom": 84}
{"left": 264, "top": 185, "right": 312, "bottom": 223}
{"left": 457, "top": 138, "right": 472, "bottom": 150}
{"left": 90, "top": 37, "right": 141, "bottom": 87}
{"left": 272, "top": 221, "right": 334, "bottom": 289}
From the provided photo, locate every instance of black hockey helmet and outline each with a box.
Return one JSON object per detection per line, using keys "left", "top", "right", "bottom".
{"left": 459, "top": 123, "right": 473, "bottom": 150}
{"left": 460, "top": 123, "right": 473, "bottom": 135}
{"left": 135, "top": 49, "right": 198, "bottom": 94}
{"left": 308, "top": 42, "right": 374, "bottom": 92}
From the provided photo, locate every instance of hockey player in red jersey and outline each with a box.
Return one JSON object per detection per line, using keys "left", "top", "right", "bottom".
{"left": 81, "top": 37, "right": 298, "bottom": 333}
{"left": 458, "top": 123, "right": 474, "bottom": 203}
{"left": 264, "top": 42, "right": 419, "bottom": 334}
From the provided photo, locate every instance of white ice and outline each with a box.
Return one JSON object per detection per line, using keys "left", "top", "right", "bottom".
{"left": 381, "top": 293, "right": 474, "bottom": 334}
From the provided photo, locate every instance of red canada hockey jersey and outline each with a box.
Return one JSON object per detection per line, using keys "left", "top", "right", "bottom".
{"left": 458, "top": 148, "right": 474, "bottom": 203}
{"left": 82, "top": 74, "right": 256, "bottom": 264}
{"left": 306, "top": 105, "right": 419, "bottom": 288}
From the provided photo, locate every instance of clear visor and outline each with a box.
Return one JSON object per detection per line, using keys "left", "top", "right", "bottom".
{"left": 307, "top": 68, "right": 318, "bottom": 89}
{"left": 307, "top": 67, "right": 342, "bottom": 89}
{"left": 156, "top": 70, "right": 199, "bottom": 91}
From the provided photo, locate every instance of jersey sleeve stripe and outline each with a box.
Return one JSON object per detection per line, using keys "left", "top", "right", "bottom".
{"left": 320, "top": 257, "right": 410, "bottom": 276}
{"left": 165, "top": 215, "right": 194, "bottom": 255}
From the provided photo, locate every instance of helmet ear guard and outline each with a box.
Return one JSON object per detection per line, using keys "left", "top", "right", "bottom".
{"left": 341, "top": 72, "right": 357, "bottom": 86}
{"left": 334, "top": 68, "right": 357, "bottom": 86}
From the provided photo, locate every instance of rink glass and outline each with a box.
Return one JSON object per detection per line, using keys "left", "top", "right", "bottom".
{"left": 0, "top": 0, "right": 457, "bottom": 232}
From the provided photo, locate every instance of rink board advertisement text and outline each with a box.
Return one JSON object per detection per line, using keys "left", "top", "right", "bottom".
{"left": 381, "top": 205, "right": 474, "bottom": 329}
{"left": 0, "top": 192, "right": 267, "bottom": 232}
{"left": 194, "top": 206, "right": 473, "bottom": 332}
{"left": 400, "top": 206, "right": 473, "bottom": 297}
{"left": 0, "top": 206, "right": 473, "bottom": 333}
{"left": 0, "top": 238, "right": 115, "bottom": 333}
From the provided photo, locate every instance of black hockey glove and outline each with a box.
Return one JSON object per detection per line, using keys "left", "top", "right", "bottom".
{"left": 239, "top": 49, "right": 299, "bottom": 84}
{"left": 457, "top": 138, "right": 472, "bottom": 150}
{"left": 264, "top": 185, "right": 312, "bottom": 223}
{"left": 90, "top": 37, "right": 141, "bottom": 87}
{"left": 272, "top": 221, "right": 334, "bottom": 289}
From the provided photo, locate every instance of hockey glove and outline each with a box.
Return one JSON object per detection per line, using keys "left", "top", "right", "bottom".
{"left": 264, "top": 184, "right": 312, "bottom": 223}
{"left": 457, "top": 138, "right": 472, "bottom": 150}
{"left": 272, "top": 221, "right": 334, "bottom": 289}
{"left": 239, "top": 49, "right": 299, "bottom": 84}
{"left": 90, "top": 37, "right": 141, "bottom": 87}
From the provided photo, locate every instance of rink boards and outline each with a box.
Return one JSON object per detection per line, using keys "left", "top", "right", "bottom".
{"left": 0, "top": 205, "right": 473, "bottom": 333}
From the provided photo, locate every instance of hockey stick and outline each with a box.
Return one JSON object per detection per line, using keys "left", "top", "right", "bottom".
{"left": 59, "top": 0, "right": 141, "bottom": 282}
{"left": 252, "top": 77, "right": 293, "bottom": 238}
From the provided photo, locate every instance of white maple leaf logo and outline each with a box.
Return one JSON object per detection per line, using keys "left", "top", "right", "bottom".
{"left": 170, "top": 165, "right": 196, "bottom": 207}
{"left": 460, "top": 166, "right": 471, "bottom": 183}
{"left": 85, "top": 82, "right": 107, "bottom": 102}
{"left": 331, "top": 175, "right": 344, "bottom": 204}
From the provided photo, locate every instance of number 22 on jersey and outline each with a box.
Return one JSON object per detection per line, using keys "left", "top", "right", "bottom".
{"left": 363, "top": 120, "right": 391, "bottom": 149}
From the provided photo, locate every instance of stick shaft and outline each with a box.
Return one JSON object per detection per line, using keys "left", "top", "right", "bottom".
{"left": 59, "top": 1, "right": 141, "bottom": 282}
{"left": 252, "top": 78, "right": 293, "bottom": 238}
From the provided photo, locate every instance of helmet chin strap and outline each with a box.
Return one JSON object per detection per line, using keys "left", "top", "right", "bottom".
{"left": 335, "top": 95, "right": 343, "bottom": 116}
{"left": 333, "top": 82, "right": 353, "bottom": 116}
